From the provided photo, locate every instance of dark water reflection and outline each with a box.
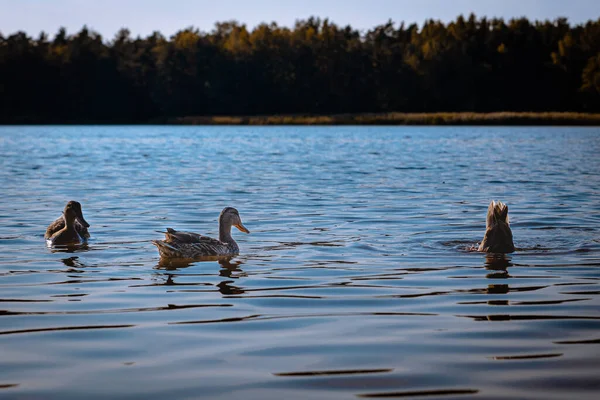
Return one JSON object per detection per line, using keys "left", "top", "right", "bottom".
{"left": 0, "top": 126, "right": 599, "bottom": 399}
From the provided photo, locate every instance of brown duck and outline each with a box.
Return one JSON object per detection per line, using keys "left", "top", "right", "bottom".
{"left": 45, "top": 201, "right": 90, "bottom": 241}
{"left": 153, "top": 207, "right": 250, "bottom": 258}
{"left": 45, "top": 201, "right": 90, "bottom": 246}
{"left": 478, "top": 200, "right": 515, "bottom": 253}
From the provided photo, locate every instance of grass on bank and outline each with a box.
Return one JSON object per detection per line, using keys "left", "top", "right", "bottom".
{"left": 171, "top": 112, "right": 600, "bottom": 126}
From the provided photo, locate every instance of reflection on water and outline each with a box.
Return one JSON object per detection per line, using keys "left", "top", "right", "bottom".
{"left": 155, "top": 257, "right": 246, "bottom": 295}
{"left": 357, "top": 389, "right": 480, "bottom": 398}
{"left": 218, "top": 259, "right": 246, "bottom": 295}
{"left": 49, "top": 243, "right": 90, "bottom": 254}
{"left": 485, "top": 254, "right": 512, "bottom": 279}
{"left": 0, "top": 126, "right": 599, "bottom": 399}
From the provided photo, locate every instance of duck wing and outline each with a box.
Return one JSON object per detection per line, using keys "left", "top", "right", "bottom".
{"left": 45, "top": 217, "right": 63, "bottom": 239}
{"left": 179, "top": 236, "right": 228, "bottom": 256}
{"left": 153, "top": 234, "right": 227, "bottom": 258}
{"left": 46, "top": 217, "right": 90, "bottom": 239}
{"left": 162, "top": 228, "right": 209, "bottom": 244}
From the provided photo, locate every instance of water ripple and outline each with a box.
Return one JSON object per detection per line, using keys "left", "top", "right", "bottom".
{"left": 0, "top": 126, "right": 599, "bottom": 399}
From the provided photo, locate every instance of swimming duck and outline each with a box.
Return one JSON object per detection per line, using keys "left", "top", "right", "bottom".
{"left": 152, "top": 207, "right": 250, "bottom": 258}
{"left": 45, "top": 201, "right": 90, "bottom": 240}
{"left": 478, "top": 200, "right": 515, "bottom": 253}
{"left": 46, "top": 202, "right": 88, "bottom": 246}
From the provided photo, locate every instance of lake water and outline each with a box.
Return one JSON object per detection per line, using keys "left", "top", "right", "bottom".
{"left": 0, "top": 126, "right": 599, "bottom": 399}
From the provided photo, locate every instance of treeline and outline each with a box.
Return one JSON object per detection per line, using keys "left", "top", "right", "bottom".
{"left": 1, "top": 15, "right": 600, "bottom": 123}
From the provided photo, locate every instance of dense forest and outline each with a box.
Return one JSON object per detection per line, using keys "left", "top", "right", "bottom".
{"left": 1, "top": 15, "right": 600, "bottom": 123}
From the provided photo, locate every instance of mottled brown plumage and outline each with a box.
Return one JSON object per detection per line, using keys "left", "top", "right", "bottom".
{"left": 45, "top": 201, "right": 90, "bottom": 240}
{"left": 478, "top": 201, "right": 515, "bottom": 253}
{"left": 152, "top": 207, "right": 250, "bottom": 258}
{"left": 46, "top": 203, "right": 87, "bottom": 246}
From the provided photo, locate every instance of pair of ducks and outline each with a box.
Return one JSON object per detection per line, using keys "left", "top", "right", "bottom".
{"left": 45, "top": 200, "right": 515, "bottom": 258}
{"left": 45, "top": 202, "right": 250, "bottom": 257}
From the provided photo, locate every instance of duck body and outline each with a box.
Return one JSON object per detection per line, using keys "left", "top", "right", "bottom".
{"left": 46, "top": 203, "right": 87, "bottom": 246}
{"left": 45, "top": 218, "right": 90, "bottom": 239}
{"left": 45, "top": 201, "right": 90, "bottom": 240}
{"left": 153, "top": 228, "right": 240, "bottom": 258}
{"left": 47, "top": 225, "right": 84, "bottom": 246}
{"left": 153, "top": 207, "right": 249, "bottom": 259}
{"left": 478, "top": 201, "right": 515, "bottom": 253}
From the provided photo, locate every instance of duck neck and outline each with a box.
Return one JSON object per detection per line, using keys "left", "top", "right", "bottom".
{"left": 219, "top": 220, "right": 234, "bottom": 244}
{"left": 63, "top": 214, "right": 76, "bottom": 231}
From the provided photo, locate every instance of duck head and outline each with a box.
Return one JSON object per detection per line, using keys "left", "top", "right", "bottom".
{"left": 220, "top": 207, "right": 250, "bottom": 234}
{"left": 65, "top": 201, "right": 90, "bottom": 228}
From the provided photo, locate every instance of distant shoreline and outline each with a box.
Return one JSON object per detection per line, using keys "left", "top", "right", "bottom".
{"left": 3, "top": 112, "right": 600, "bottom": 126}
{"left": 170, "top": 112, "right": 600, "bottom": 126}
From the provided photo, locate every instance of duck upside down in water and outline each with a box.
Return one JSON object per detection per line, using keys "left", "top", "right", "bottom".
{"left": 45, "top": 201, "right": 90, "bottom": 246}
{"left": 45, "top": 201, "right": 90, "bottom": 240}
{"left": 478, "top": 200, "right": 515, "bottom": 253}
{"left": 152, "top": 207, "right": 250, "bottom": 258}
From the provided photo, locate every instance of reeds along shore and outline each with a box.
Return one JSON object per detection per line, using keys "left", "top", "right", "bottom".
{"left": 170, "top": 112, "right": 600, "bottom": 126}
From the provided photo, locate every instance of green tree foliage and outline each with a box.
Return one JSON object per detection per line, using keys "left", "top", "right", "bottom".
{"left": 0, "top": 15, "right": 599, "bottom": 122}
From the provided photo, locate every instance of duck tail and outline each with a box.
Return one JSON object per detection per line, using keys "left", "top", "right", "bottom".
{"left": 486, "top": 200, "right": 510, "bottom": 227}
{"left": 152, "top": 240, "right": 181, "bottom": 258}
{"left": 493, "top": 201, "right": 509, "bottom": 224}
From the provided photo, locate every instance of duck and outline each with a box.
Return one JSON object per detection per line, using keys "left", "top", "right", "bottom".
{"left": 478, "top": 200, "right": 515, "bottom": 253}
{"left": 152, "top": 207, "right": 250, "bottom": 258}
{"left": 46, "top": 201, "right": 88, "bottom": 246}
{"left": 45, "top": 201, "right": 90, "bottom": 240}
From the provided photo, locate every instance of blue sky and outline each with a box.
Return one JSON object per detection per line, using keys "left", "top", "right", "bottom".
{"left": 1, "top": 0, "right": 599, "bottom": 39}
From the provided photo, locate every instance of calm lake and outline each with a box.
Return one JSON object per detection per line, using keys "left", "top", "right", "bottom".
{"left": 1, "top": 126, "right": 599, "bottom": 399}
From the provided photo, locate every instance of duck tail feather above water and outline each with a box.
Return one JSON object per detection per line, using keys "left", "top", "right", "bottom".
{"left": 152, "top": 240, "right": 181, "bottom": 258}
{"left": 486, "top": 200, "right": 510, "bottom": 227}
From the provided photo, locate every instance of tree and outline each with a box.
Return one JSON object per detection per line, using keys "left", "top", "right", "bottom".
{"left": 1, "top": 15, "right": 599, "bottom": 123}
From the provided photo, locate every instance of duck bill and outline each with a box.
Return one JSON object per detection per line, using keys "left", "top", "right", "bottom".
{"left": 235, "top": 223, "right": 250, "bottom": 234}
{"left": 77, "top": 214, "right": 90, "bottom": 228}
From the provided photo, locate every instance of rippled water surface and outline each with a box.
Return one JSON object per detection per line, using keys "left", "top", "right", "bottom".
{"left": 1, "top": 126, "right": 599, "bottom": 399}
